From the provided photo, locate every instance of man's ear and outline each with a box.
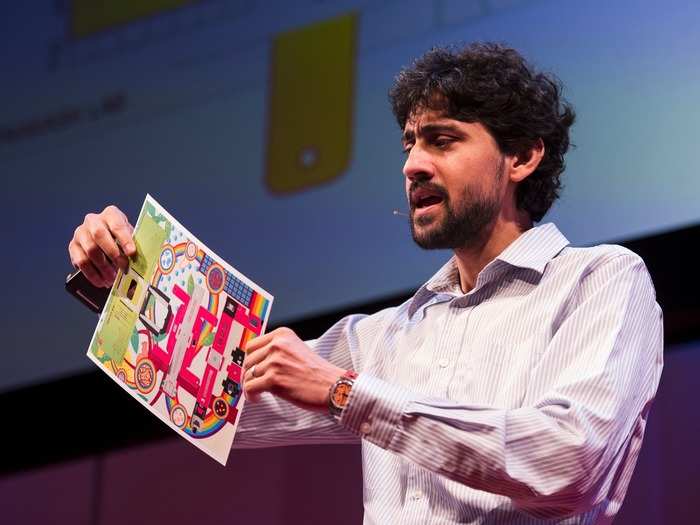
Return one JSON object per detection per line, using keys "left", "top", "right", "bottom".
{"left": 508, "top": 138, "right": 545, "bottom": 183}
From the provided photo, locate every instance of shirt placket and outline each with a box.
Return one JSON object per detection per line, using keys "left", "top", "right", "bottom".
{"left": 401, "top": 461, "right": 432, "bottom": 524}
{"left": 398, "top": 298, "right": 452, "bottom": 524}
{"left": 430, "top": 298, "right": 470, "bottom": 398}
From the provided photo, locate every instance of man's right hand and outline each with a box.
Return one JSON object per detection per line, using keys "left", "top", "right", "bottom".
{"left": 68, "top": 205, "right": 136, "bottom": 288}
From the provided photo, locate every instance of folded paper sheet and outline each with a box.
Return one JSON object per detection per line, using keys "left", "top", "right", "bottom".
{"left": 87, "top": 194, "right": 273, "bottom": 465}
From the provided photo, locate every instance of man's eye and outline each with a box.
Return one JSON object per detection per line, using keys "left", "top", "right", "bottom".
{"left": 402, "top": 145, "right": 413, "bottom": 155}
{"left": 434, "top": 137, "right": 453, "bottom": 148}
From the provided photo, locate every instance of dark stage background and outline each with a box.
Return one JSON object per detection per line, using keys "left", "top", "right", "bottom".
{"left": 1, "top": 1, "right": 699, "bottom": 523}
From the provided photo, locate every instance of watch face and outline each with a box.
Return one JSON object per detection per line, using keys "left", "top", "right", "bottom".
{"left": 332, "top": 381, "right": 352, "bottom": 408}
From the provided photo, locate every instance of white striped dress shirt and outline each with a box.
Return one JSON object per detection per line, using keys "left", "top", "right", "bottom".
{"left": 234, "top": 223, "right": 664, "bottom": 524}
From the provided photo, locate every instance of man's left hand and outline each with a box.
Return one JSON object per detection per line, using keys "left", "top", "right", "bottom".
{"left": 243, "top": 327, "right": 345, "bottom": 412}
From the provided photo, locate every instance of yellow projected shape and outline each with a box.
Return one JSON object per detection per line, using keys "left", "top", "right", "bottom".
{"left": 266, "top": 13, "right": 357, "bottom": 194}
{"left": 70, "top": 0, "right": 200, "bottom": 38}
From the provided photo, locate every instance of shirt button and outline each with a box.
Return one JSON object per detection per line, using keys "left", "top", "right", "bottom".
{"left": 438, "top": 358, "right": 449, "bottom": 368}
{"left": 409, "top": 490, "right": 423, "bottom": 501}
{"left": 359, "top": 422, "right": 372, "bottom": 435}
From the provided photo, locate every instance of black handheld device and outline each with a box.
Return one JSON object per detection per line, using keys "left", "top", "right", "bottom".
{"left": 65, "top": 269, "right": 110, "bottom": 313}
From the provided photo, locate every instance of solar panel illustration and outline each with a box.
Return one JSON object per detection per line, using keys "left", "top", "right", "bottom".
{"left": 199, "top": 254, "right": 253, "bottom": 308}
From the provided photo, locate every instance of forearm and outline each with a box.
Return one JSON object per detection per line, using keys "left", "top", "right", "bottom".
{"left": 233, "top": 392, "right": 359, "bottom": 449}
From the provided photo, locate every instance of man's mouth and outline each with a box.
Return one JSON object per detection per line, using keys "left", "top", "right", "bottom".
{"left": 411, "top": 187, "right": 445, "bottom": 213}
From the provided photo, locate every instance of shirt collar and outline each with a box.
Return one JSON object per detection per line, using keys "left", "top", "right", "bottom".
{"left": 408, "top": 223, "right": 570, "bottom": 318}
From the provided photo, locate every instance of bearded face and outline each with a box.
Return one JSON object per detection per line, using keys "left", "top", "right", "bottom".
{"left": 408, "top": 162, "right": 503, "bottom": 250}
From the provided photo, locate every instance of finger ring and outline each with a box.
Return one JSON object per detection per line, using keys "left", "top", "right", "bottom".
{"left": 250, "top": 364, "right": 257, "bottom": 378}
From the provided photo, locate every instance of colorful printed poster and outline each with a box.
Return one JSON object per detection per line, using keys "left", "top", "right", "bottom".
{"left": 87, "top": 195, "right": 273, "bottom": 465}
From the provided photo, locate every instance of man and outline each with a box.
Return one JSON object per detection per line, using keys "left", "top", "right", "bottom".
{"left": 69, "top": 43, "right": 663, "bottom": 523}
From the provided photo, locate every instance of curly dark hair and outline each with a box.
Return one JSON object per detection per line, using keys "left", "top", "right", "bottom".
{"left": 389, "top": 42, "right": 575, "bottom": 222}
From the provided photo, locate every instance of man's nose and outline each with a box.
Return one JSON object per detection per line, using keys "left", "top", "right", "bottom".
{"left": 402, "top": 147, "right": 434, "bottom": 182}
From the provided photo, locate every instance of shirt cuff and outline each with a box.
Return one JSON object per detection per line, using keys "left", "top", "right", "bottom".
{"left": 339, "top": 373, "right": 412, "bottom": 449}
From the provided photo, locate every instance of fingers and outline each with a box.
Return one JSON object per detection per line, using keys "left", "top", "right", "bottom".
{"left": 73, "top": 224, "right": 116, "bottom": 286}
{"left": 88, "top": 207, "right": 135, "bottom": 272}
{"left": 243, "top": 367, "right": 273, "bottom": 403}
{"left": 244, "top": 330, "right": 275, "bottom": 354}
{"left": 103, "top": 205, "right": 136, "bottom": 259}
{"left": 242, "top": 328, "right": 293, "bottom": 387}
{"left": 240, "top": 328, "right": 333, "bottom": 411}
{"left": 69, "top": 205, "right": 135, "bottom": 287}
{"left": 84, "top": 216, "right": 121, "bottom": 279}
{"left": 243, "top": 340, "right": 276, "bottom": 402}
{"left": 243, "top": 345, "right": 269, "bottom": 372}
{"left": 69, "top": 239, "right": 107, "bottom": 287}
{"left": 242, "top": 327, "right": 300, "bottom": 384}
{"left": 243, "top": 361, "right": 264, "bottom": 402}
{"left": 244, "top": 327, "right": 296, "bottom": 355}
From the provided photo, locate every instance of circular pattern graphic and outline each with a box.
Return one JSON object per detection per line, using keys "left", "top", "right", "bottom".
{"left": 206, "top": 264, "right": 226, "bottom": 294}
{"left": 185, "top": 241, "right": 198, "bottom": 260}
{"left": 170, "top": 404, "right": 188, "bottom": 429}
{"left": 135, "top": 358, "right": 157, "bottom": 394}
{"left": 159, "top": 245, "right": 176, "bottom": 274}
{"left": 213, "top": 397, "right": 229, "bottom": 420}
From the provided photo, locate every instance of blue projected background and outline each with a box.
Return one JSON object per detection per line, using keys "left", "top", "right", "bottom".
{"left": 1, "top": 0, "right": 699, "bottom": 392}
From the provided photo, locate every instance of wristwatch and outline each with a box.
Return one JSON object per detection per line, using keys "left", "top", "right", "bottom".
{"left": 328, "top": 370, "right": 358, "bottom": 420}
